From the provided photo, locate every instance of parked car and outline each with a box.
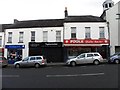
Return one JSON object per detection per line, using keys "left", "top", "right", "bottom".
{"left": 0, "top": 56, "right": 8, "bottom": 68}
{"left": 66, "top": 52, "right": 104, "bottom": 66}
{"left": 14, "top": 56, "right": 47, "bottom": 68}
{"left": 108, "top": 52, "right": 120, "bottom": 64}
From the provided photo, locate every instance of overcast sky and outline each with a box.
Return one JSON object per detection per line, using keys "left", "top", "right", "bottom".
{"left": 0, "top": 0, "right": 119, "bottom": 24}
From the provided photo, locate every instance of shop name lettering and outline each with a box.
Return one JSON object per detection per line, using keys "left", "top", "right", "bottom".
{"left": 65, "top": 40, "right": 108, "bottom": 44}
{"left": 45, "top": 43, "right": 58, "bottom": 46}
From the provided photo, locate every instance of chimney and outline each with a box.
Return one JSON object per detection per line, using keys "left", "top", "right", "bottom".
{"left": 64, "top": 7, "right": 68, "bottom": 18}
{"left": 14, "top": 19, "right": 19, "bottom": 23}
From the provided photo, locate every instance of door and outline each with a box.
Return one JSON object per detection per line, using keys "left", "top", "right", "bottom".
{"left": 28, "top": 57, "right": 36, "bottom": 67}
{"left": 85, "top": 54, "right": 94, "bottom": 63}
{"left": 21, "top": 57, "right": 29, "bottom": 67}
{"left": 76, "top": 54, "right": 86, "bottom": 64}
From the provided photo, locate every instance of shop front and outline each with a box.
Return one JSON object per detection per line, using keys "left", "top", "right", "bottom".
{"left": 5, "top": 45, "right": 25, "bottom": 63}
{"left": 64, "top": 39, "right": 110, "bottom": 60}
{"left": 29, "top": 42, "right": 64, "bottom": 62}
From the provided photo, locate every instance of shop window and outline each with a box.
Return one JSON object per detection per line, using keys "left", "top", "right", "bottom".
{"left": 99, "top": 27, "right": 105, "bottom": 39}
{"left": 43, "top": 31, "right": 48, "bottom": 42}
{"left": 56, "top": 31, "right": 61, "bottom": 42}
{"left": 31, "top": 31, "right": 35, "bottom": 42}
{"left": 8, "top": 32, "right": 12, "bottom": 43}
{"left": 85, "top": 27, "right": 91, "bottom": 39}
{"left": 71, "top": 27, "right": 76, "bottom": 39}
{"left": 19, "top": 32, "right": 24, "bottom": 43}
{"left": 115, "top": 46, "right": 120, "bottom": 53}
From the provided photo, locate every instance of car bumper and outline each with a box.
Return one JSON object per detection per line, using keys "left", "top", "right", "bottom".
{"left": 100, "top": 59, "right": 108, "bottom": 63}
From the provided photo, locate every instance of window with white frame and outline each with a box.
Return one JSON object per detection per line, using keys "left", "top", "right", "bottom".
{"left": 71, "top": 27, "right": 76, "bottom": 39}
{"left": 99, "top": 27, "right": 105, "bottom": 39}
{"left": 19, "top": 32, "right": 24, "bottom": 43}
{"left": 0, "top": 36, "right": 2, "bottom": 47}
{"left": 43, "top": 31, "right": 48, "bottom": 42}
{"left": 8, "top": 32, "right": 12, "bottom": 43}
{"left": 56, "top": 31, "right": 61, "bottom": 42}
{"left": 85, "top": 27, "right": 91, "bottom": 39}
{"left": 31, "top": 31, "right": 35, "bottom": 41}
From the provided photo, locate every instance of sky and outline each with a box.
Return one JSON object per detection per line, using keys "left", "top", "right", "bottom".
{"left": 0, "top": 0, "right": 119, "bottom": 24}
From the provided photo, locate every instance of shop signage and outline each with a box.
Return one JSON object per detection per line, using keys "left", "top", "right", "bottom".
{"left": 5, "top": 45, "right": 25, "bottom": 49}
{"left": 29, "top": 42, "right": 63, "bottom": 48}
{"left": 64, "top": 39, "right": 109, "bottom": 44}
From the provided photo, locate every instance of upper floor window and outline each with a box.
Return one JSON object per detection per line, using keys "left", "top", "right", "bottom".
{"left": 56, "top": 31, "right": 61, "bottom": 42}
{"left": 109, "top": 3, "right": 112, "bottom": 7}
{"left": 85, "top": 27, "right": 91, "bottom": 39}
{"left": 31, "top": 31, "right": 35, "bottom": 42}
{"left": 71, "top": 27, "right": 76, "bottom": 39}
{"left": 43, "top": 31, "right": 48, "bottom": 42}
{"left": 0, "top": 36, "right": 2, "bottom": 47}
{"left": 99, "top": 27, "right": 105, "bottom": 39}
{"left": 19, "top": 32, "right": 24, "bottom": 43}
{"left": 105, "top": 4, "right": 108, "bottom": 8}
{"left": 8, "top": 32, "right": 12, "bottom": 43}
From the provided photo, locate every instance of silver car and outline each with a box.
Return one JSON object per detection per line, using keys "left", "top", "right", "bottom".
{"left": 14, "top": 56, "right": 47, "bottom": 68}
{"left": 66, "top": 52, "right": 104, "bottom": 66}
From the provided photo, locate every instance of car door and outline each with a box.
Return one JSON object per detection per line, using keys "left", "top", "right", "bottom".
{"left": 28, "top": 57, "right": 36, "bottom": 67}
{"left": 76, "top": 54, "right": 86, "bottom": 64}
{"left": 21, "top": 57, "right": 29, "bottom": 67}
{"left": 85, "top": 54, "right": 94, "bottom": 63}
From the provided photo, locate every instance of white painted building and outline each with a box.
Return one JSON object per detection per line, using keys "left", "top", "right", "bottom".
{"left": 106, "top": 1, "right": 120, "bottom": 55}
{"left": 63, "top": 15, "right": 109, "bottom": 59}
{"left": 4, "top": 19, "right": 64, "bottom": 62}
{"left": 101, "top": 0, "right": 120, "bottom": 55}
{"left": 3, "top": 7, "right": 110, "bottom": 62}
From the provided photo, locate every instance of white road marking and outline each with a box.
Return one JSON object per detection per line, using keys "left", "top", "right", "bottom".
{"left": 0, "top": 75, "right": 19, "bottom": 77}
{"left": 46, "top": 73, "right": 104, "bottom": 78}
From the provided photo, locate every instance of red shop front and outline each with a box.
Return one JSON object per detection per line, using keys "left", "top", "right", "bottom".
{"left": 64, "top": 39, "right": 110, "bottom": 60}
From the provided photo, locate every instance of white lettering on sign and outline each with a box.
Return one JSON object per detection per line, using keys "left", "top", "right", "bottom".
{"left": 70, "top": 40, "right": 82, "bottom": 43}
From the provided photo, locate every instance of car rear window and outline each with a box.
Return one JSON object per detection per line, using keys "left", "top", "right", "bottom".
{"left": 94, "top": 54, "right": 99, "bottom": 56}
{"left": 36, "top": 57, "right": 42, "bottom": 60}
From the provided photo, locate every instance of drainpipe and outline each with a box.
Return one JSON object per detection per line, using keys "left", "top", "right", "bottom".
{"left": 107, "top": 21, "right": 110, "bottom": 60}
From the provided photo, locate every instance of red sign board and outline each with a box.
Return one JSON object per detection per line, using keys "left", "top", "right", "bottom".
{"left": 64, "top": 39, "right": 109, "bottom": 44}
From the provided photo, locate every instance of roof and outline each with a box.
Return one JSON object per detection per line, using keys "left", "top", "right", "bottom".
{"left": 65, "top": 15, "right": 106, "bottom": 22}
{"left": 5, "top": 15, "right": 106, "bottom": 29}
{"left": 6, "top": 19, "right": 64, "bottom": 29}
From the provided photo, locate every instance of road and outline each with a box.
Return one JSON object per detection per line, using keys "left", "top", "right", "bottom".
{"left": 1, "top": 63, "right": 120, "bottom": 89}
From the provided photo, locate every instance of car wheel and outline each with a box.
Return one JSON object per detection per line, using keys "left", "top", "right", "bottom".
{"left": 70, "top": 61, "right": 76, "bottom": 67}
{"left": 93, "top": 60, "right": 100, "bottom": 65}
{"left": 114, "top": 59, "right": 119, "bottom": 64}
{"left": 35, "top": 63, "right": 40, "bottom": 68}
{"left": 15, "top": 64, "right": 20, "bottom": 68}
